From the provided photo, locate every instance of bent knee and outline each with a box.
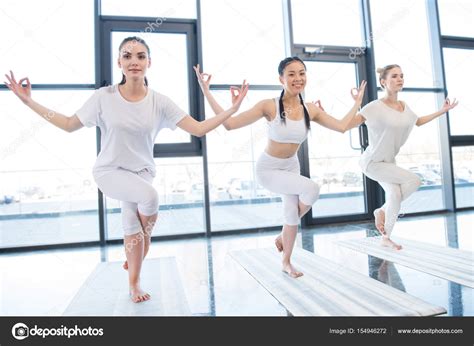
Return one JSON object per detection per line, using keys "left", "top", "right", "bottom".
{"left": 302, "top": 181, "right": 320, "bottom": 206}
{"left": 413, "top": 175, "right": 422, "bottom": 188}
{"left": 139, "top": 188, "right": 159, "bottom": 215}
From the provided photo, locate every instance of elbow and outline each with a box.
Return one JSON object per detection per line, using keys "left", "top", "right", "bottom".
{"left": 64, "top": 125, "right": 76, "bottom": 133}
{"left": 194, "top": 130, "right": 205, "bottom": 138}
{"left": 195, "top": 126, "right": 207, "bottom": 137}
{"left": 223, "top": 122, "right": 233, "bottom": 131}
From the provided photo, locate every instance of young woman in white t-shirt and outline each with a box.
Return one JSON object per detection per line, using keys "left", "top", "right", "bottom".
{"left": 194, "top": 57, "right": 366, "bottom": 277}
{"left": 4, "top": 36, "right": 248, "bottom": 303}
{"left": 345, "top": 64, "right": 458, "bottom": 250}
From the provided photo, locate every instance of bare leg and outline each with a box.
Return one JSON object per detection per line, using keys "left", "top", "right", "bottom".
{"left": 124, "top": 232, "right": 151, "bottom": 303}
{"left": 275, "top": 231, "right": 283, "bottom": 252}
{"left": 381, "top": 236, "right": 402, "bottom": 250}
{"left": 123, "top": 212, "right": 157, "bottom": 270}
{"left": 373, "top": 208, "right": 386, "bottom": 236}
{"left": 281, "top": 224, "right": 303, "bottom": 278}
{"left": 298, "top": 201, "right": 311, "bottom": 218}
{"left": 275, "top": 200, "right": 311, "bottom": 253}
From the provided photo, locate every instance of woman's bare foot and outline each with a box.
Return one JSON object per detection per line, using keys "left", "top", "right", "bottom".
{"left": 373, "top": 208, "right": 386, "bottom": 236}
{"left": 275, "top": 234, "right": 283, "bottom": 252}
{"left": 380, "top": 237, "right": 402, "bottom": 250}
{"left": 129, "top": 284, "right": 151, "bottom": 303}
{"left": 282, "top": 262, "right": 303, "bottom": 278}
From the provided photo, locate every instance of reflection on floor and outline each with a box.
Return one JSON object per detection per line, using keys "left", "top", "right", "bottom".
{"left": 0, "top": 210, "right": 472, "bottom": 316}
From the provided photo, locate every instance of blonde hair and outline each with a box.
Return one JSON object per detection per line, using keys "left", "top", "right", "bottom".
{"left": 377, "top": 64, "right": 401, "bottom": 89}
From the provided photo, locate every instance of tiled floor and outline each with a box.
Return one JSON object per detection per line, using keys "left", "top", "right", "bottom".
{"left": 0, "top": 211, "right": 472, "bottom": 316}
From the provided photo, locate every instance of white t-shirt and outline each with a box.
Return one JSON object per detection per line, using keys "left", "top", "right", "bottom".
{"left": 76, "top": 84, "right": 187, "bottom": 178}
{"left": 359, "top": 99, "right": 418, "bottom": 172}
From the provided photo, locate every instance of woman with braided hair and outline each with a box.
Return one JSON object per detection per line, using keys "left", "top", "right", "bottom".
{"left": 194, "top": 57, "right": 366, "bottom": 277}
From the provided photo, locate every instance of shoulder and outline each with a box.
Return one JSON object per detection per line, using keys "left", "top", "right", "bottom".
{"left": 255, "top": 98, "right": 275, "bottom": 119}
{"left": 149, "top": 89, "right": 166, "bottom": 100}
{"left": 150, "top": 90, "right": 177, "bottom": 107}
{"left": 305, "top": 102, "right": 323, "bottom": 121}
{"left": 92, "top": 84, "right": 116, "bottom": 97}
{"left": 361, "top": 99, "right": 381, "bottom": 111}
{"left": 400, "top": 100, "right": 409, "bottom": 109}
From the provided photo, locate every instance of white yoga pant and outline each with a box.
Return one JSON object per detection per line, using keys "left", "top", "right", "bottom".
{"left": 94, "top": 168, "right": 158, "bottom": 236}
{"left": 256, "top": 151, "right": 320, "bottom": 225}
{"left": 364, "top": 162, "right": 421, "bottom": 236}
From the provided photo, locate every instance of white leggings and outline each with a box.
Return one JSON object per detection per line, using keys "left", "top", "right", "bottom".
{"left": 94, "top": 168, "right": 159, "bottom": 236}
{"left": 364, "top": 162, "right": 421, "bottom": 236}
{"left": 256, "top": 152, "right": 320, "bottom": 225}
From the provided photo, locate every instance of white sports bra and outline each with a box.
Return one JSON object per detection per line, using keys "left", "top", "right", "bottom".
{"left": 267, "top": 98, "right": 309, "bottom": 144}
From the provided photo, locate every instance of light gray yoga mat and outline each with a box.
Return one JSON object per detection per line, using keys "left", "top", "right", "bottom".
{"left": 230, "top": 247, "right": 446, "bottom": 316}
{"left": 63, "top": 257, "right": 191, "bottom": 316}
{"left": 337, "top": 236, "right": 474, "bottom": 288}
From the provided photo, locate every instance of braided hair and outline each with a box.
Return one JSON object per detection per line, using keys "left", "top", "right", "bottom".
{"left": 277, "top": 57, "right": 310, "bottom": 129}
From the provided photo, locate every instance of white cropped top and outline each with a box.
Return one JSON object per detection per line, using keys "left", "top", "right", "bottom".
{"left": 267, "top": 98, "right": 309, "bottom": 144}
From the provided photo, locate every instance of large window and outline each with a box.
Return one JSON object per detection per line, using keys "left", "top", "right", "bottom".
{"left": 200, "top": 0, "right": 286, "bottom": 85}
{"left": 442, "top": 48, "right": 474, "bottom": 136}
{"left": 0, "top": 0, "right": 95, "bottom": 84}
{"left": 304, "top": 61, "right": 366, "bottom": 218}
{"left": 101, "top": 0, "right": 196, "bottom": 18}
{"left": 201, "top": 0, "right": 287, "bottom": 231}
{"left": 0, "top": 91, "right": 99, "bottom": 247}
{"left": 437, "top": 0, "right": 473, "bottom": 38}
{"left": 370, "top": 0, "right": 436, "bottom": 87}
{"left": 1, "top": 0, "right": 472, "bottom": 250}
{"left": 0, "top": 0, "right": 98, "bottom": 249}
{"left": 291, "top": 0, "right": 363, "bottom": 47}
{"left": 205, "top": 90, "right": 282, "bottom": 231}
{"left": 452, "top": 147, "right": 474, "bottom": 209}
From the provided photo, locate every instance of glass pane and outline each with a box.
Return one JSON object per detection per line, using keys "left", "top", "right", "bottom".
{"left": 370, "top": 0, "right": 436, "bottom": 87}
{"left": 111, "top": 31, "right": 191, "bottom": 144}
{"left": 443, "top": 48, "right": 474, "bottom": 136}
{"left": 304, "top": 61, "right": 366, "bottom": 218}
{"left": 200, "top": 0, "right": 285, "bottom": 85}
{"left": 106, "top": 157, "right": 205, "bottom": 239}
{"left": 452, "top": 146, "right": 474, "bottom": 209}
{"left": 0, "top": 0, "right": 94, "bottom": 84}
{"left": 101, "top": 0, "right": 196, "bottom": 18}
{"left": 0, "top": 90, "right": 99, "bottom": 248}
{"left": 377, "top": 91, "right": 445, "bottom": 213}
{"left": 291, "top": 0, "right": 363, "bottom": 46}
{"left": 438, "top": 0, "right": 474, "bottom": 38}
{"left": 206, "top": 90, "right": 282, "bottom": 231}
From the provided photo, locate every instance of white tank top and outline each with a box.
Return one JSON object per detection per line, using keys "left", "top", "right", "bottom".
{"left": 267, "top": 98, "right": 309, "bottom": 144}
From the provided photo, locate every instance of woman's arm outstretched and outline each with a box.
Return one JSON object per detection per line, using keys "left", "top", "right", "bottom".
{"left": 176, "top": 67, "right": 249, "bottom": 137}
{"left": 415, "top": 98, "right": 458, "bottom": 126}
{"left": 4, "top": 71, "right": 84, "bottom": 133}
{"left": 193, "top": 65, "right": 267, "bottom": 131}
{"left": 309, "top": 80, "right": 367, "bottom": 133}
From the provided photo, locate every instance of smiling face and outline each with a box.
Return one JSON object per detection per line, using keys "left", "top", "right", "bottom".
{"left": 380, "top": 66, "right": 404, "bottom": 93}
{"left": 118, "top": 40, "right": 151, "bottom": 84}
{"left": 279, "top": 61, "right": 307, "bottom": 95}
